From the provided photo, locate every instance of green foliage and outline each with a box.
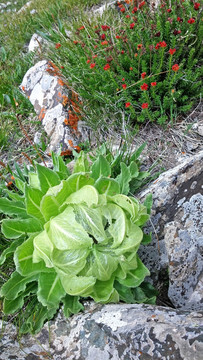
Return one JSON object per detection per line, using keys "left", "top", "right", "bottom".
{"left": 47, "top": 0, "right": 202, "bottom": 126}
{"left": 0, "top": 148, "right": 153, "bottom": 334}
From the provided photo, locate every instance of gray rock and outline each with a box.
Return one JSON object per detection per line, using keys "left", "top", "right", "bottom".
{"left": 20, "top": 60, "right": 87, "bottom": 153}
{"left": 138, "top": 150, "right": 203, "bottom": 310}
{"left": 0, "top": 304, "right": 202, "bottom": 360}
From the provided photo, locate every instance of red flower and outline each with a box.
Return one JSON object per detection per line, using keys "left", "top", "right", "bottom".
{"left": 133, "top": 6, "right": 138, "bottom": 12}
{"left": 188, "top": 18, "right": 195, "bottom": 24}
{"left": 122, "top": 78, "right": 125, "bottom": 81}
{"left": 169, "top": 48, "right": 176, "bottom": 55}
{"left": 167, "top": 9, "right": 172, "bottom": 13}
{"left": 94, "top": 45, "right": 98, "bottom": 49}
{"left": 55, "top": 43, "right": 61, "bottom": 49}
{"left": 141, "top": 72, "right": 146, "bottom": 79}
{"left": 155, "top": 43, "right": 160, "bottom": 50}
{"left": 120, "top": 7, "right": 125, "bottom": 12}
{"left": 101, "top": 25, "right": 110, "bottom": 31}
{"left": 73, "top": 40, "right": 78, "bottom": 44}
{"left": 137, "top": 44, "right": 142, "bottom": 50}
{"left": 172, "top": 64, "right": 179, "bottom": 72}
{"left": 151, "top": 82, "right": 157, "bottom": 86}
{"left": 104, "top": 64, "right": 110, "bottom": 70}
{"left": 129, "top": 67, "right": 133, "bottom": 71}
{"left": 122, "top": 84, "right": 127, "bottom": 90}
{"left": 159, "top": 41, "right": 167, "bottom": 48}
{"left": 92, "top": 54, "right": 98, "bottom": 59}
{"left": 126, "top": 15, "right": 130, "bottom": 18}
{"left": 78, "top": 26, "right": 85, "bottom": 31}
{"left": 194, "top": 3, "right": 200, "bottom": 10}
{"left": 125, "top": 102, "right": 131, "bottom": 108}
{"left": 101, "top": 33, "right": 106, "bottom": 40}
{"left": 116, "top": 35, "right": 121, "bottom": 39}
{"left": 139, "top": 1, "right": 145, "bottom": 9}
{"left": 130, "top": 23, "right": 135, "bottom": 29}
{"left": 90, "top": 63, "right": 96, "bottom": 69}
{"left": 154, "top": 31, "right": 161, "bottom": 37}
{"left": 121, "top": 50, "right": 125, "bottom": 54}
{"left": 61, "top": 66, "right": 64, "bottom": 69}
{"left": 141, "top": 83, "right": 148, "bottom": 91}
{"left": 87, "top": 59, "right": 91, "bottom": 64}
{"left": 101, "top": 40, "right": 108, "bottom": 45}
{"left": 142, "top": 103, "right": 148, "bottom": 109}
{"left": 176, "top": 17, "right": 183, "bottom": 22}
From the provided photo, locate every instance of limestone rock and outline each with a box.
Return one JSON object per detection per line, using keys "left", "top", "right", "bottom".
{"left": 28, "top": 33, "right": 43, "bottom": 53}
{"left": 138, "top": 150, "right": 203, "bottom": 310}
{"left": 20, "top": 60, "right": 87, "bottom": 153}
{"left": 0, "top": 304, "right": 202, "bottom": 360}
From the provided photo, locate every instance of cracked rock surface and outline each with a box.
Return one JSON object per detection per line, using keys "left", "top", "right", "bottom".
{"left": 0, "top": 304, "right": 203, "bottom": 360}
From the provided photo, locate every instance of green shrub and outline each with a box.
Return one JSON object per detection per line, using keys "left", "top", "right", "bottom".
{"left": 47, "top": 0, "right": 202, "bottom": 127}
{"left": 0, "top": 147, "right": 155, "bottom": 334}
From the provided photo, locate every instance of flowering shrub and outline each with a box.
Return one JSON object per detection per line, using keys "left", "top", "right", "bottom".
{"left": 46, "top": 0, "right": 201, "bottom": 126}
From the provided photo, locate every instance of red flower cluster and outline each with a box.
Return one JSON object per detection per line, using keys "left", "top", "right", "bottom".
{"left": 141, "top": 83, "right": 148, "bottom": 91}
{"left": 104, "top": 64, "right": 110, "bottom": 70}
{"left": 90, "top": 63, "right": 96, "bottom": 69}
{"left": 169, "top": 48, "right": 176, "bottom": 55}
{"left": 130, "top": 23, "right": 135, "bottom": 29}
{"left": 188, "top": 18, "right": 195, "bottom": 24}
{"left": 78, "top": 26, "right": 85, "bottom": 31}
{"left": 167, "top": 9, "right": 172, "bottom": 13}
{"left": 87, "top": 59, "right": 90, "bottom": 64}
{"left": 194, "top": 3, "right": 200, "bottom": 10}
{"left": 172, "top": 64, "right": 179, "bottom": 72}
{"left": 139, "top": 1, "right": 146, "bottom": 9}
{"left": 121, "top": 50, "right": 125, "bottom": 54}
{"left": 132, "top": 6, "right": 138, "bottom": 13}
{"left": 101, "top": 25, "right": 110, "bottom": 31}
{"left": 120, "top": 7, "right": 125, "bottom": 12}
{"left": 173, "top": 29, "right": 181, "bottom": 35}
{"left": 101, "top": 40, "right": 108, "bottom": 45}
{"left": 177, "top": 17, "right": 183, "bottom": 22}
{"left": 155, "top": 41, "right": 167, "bottom": 50}
{"left": 141, "top": 72, "right": 146, "bottom": 79}
{"left": 126, "top": 15, "right": 130, "bottom": 18}
{"left": 116, "top": 35, "right": 121, "bottom": 39}
{"left": 125, "top": 102, "right": 131, "bottom": 108}
{"left": 151, "top": 82, "right": 157, "bottom": 87}
{"left": 101, "top": 33, "right": 106, "bottom": 40}
{"left": 122, "top": 84, "right": 127, "bottom": 90}
{"left": 142, "top": 103, "right": 148, "bottom": 109}
{"left": 55, "top": 43, "right": 61, "bottom": 49}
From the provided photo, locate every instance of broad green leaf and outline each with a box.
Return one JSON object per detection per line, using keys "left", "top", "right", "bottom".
{"left": 59, "top": 274, "right": 96, "bottom": 296}
{"left": 114, "top": 224, "right": 143, "bottom": 255}
{"left": 0, "top": 271, "right": 38, "bottom": 300}
{"left": 118, "top": 256, "right": 150, "bottom": 288}
{"left": 74, "top": 205, "right": 106, "bottom": 243}
{"left": 3, "top": 282, "right": 37, "bottom": 314}
{"left": 90, "top": 277, "right": 116, "bottom": 302}
{"left": 33, "top": 230, "right": 54, "bottom": 268}
{"left": 116, "top": 162, "right": 131, "bottom": 195}
{"left": 114, "top": 281, "right": 135, "bottom": 303}
{"left": 63, "top": 295, "right": 84, "bottom": 318}
{"left": 2, "top": 217, "right": 42, "bottom": 239}
{"left": 91, "top": 155, "right": 111, "bottom": 180}
{"left": 0, "top": 198, "right": 27, "bottom": 218}
{"left": 36, "top": 163, "right": 60, "bottom": 194}
{"left": 51, "top": 151, "right": 70, "bottom": 179}
{"left": 64, "top": 173, "right": 94, "bottom": 195}
{"left": 28, "top": 172, "right": 40, "bottom": 189}
{"left": 65, "top": 185, "right": 98, "bottom": 207}
{"left": 46, "top": 206, "right": 93, "bottom": 250}
{"left": 92, "top": 249, "right": 118, "bottom": 281}
{"left": 37, "top": 272, "right": 66, "bottom": 308}
{"left": 4, "top": 189, "right": 24, "bottom": 202}
{"left": 94, "top": 177, "right": 120, "bottom": 196}
{"left": 0, "top": 238, "right": 24, "bottom": 265}
{"left": 14, "top": 236, "right": 49, "bottom": 276}
{"left": 15, "top": 178, "right": 25, "bottom": 193}
{"left": 107, "top": 204, "right": 126, "bottom": 248}
{"left": 52, "top": 248, "right": 89, "bottom": 276}
{"left": 129, "top": 161, "right": 139, "bottom": 178}
{"left": 109, "top": 194, "right": 139, "bottom": 222}
{"left": 25, "top": 185, "right": 45, "bottom": 223}
{"left": 73, "top": 151, "right": 90, "bottom": 173}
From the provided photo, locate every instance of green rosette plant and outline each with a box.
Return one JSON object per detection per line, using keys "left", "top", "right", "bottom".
{"left": 0, "top": 149, "right": 155, "bottom": 334}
